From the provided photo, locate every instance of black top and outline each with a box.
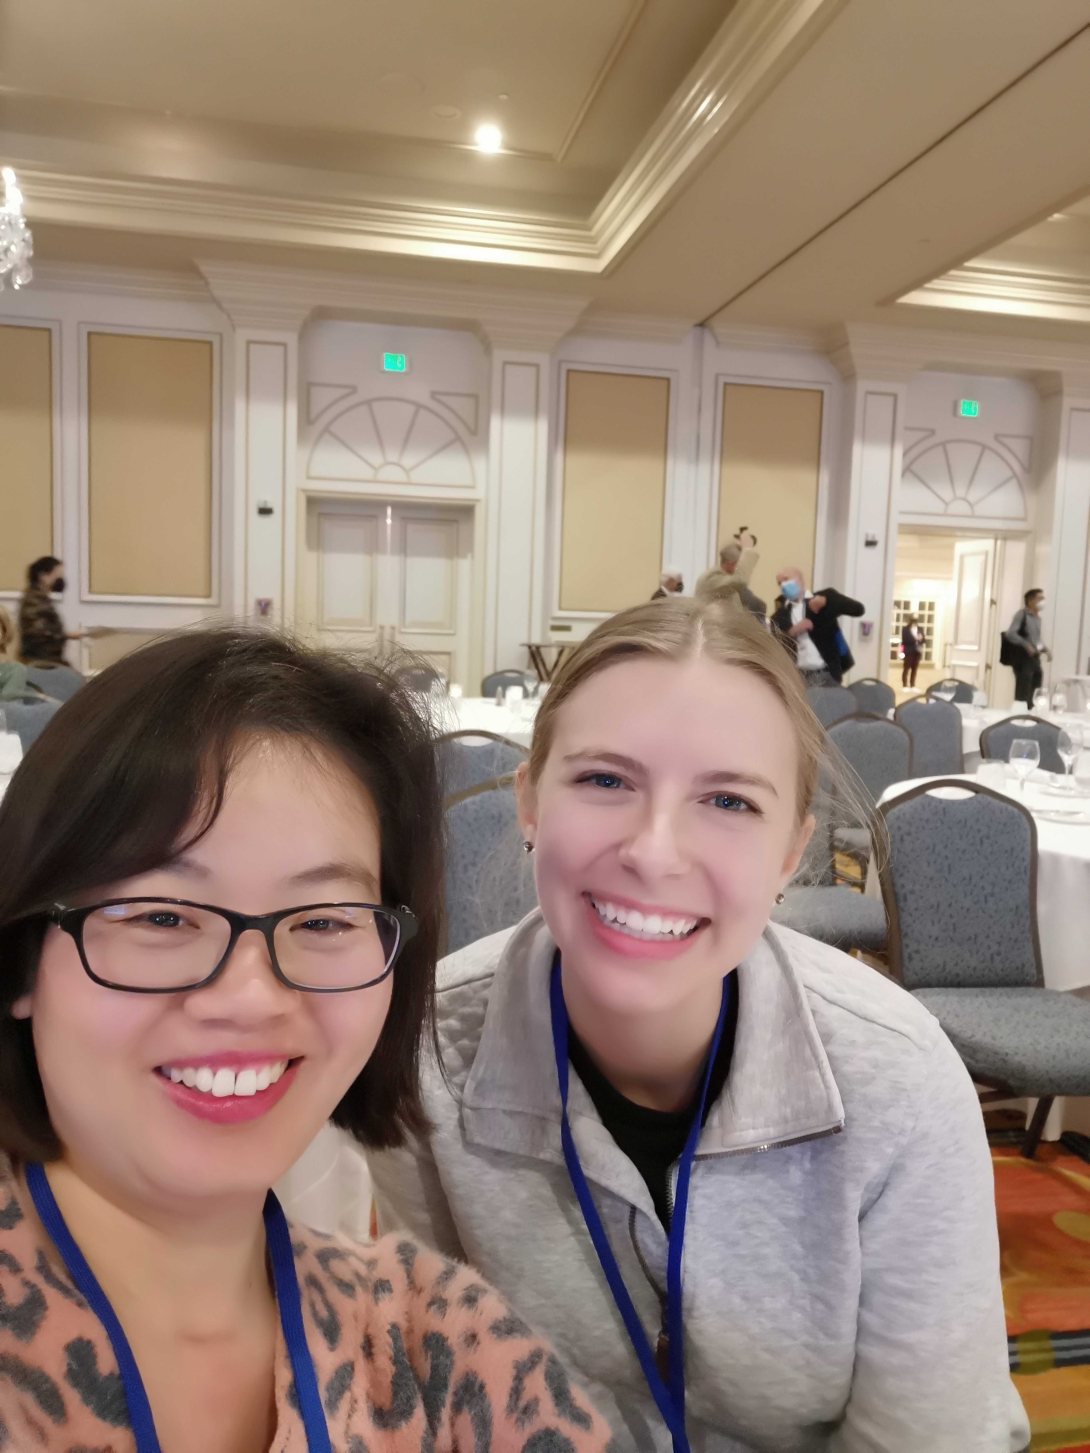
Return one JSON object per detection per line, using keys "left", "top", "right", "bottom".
{"left": 568, "top": 971, "right": 739, "bottom": 1229}
{"left": 771, "top": 586, "right": 865, "bottom": 683}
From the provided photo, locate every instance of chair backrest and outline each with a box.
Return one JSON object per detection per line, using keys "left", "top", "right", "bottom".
{"left": 879, "top": 780, "right": 1041, "bottom": 990}
{"left": 2, "top": 699, "right": 61, "bottom": 751}
{"left": 24, "top": 663, "right": 84, "bottom": 703}
{"left": 979, "top": 714, "right": 1063, "bottom": 775}
{"left": 847, "top": 677, "right": 895, "bottom": 716}
{"left": 397, "top": 665, "right": 445, "bottom": 693}
{"left": 443, "top": 779, "right": 538, "bottom": 954}
{"left": 827, "top": 715, "right": 913, "bottom": 807}
{"left": 926, "top": 678, "right": 974, "bottom": 704}
{"left": 805, "top": 685, "right": 857, "bottom": 729}
{"left": 894, "top": 697, "right": 963, "bottom": 777}
{"left": 437, "top": 731, "right": 528, "bottom": 802}
{"left": 481, "top": 669, "right": 529, "bottom": 699}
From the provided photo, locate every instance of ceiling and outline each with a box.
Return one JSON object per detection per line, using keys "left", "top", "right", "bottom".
{"left": 4, "top": 0, "right": 1090, "bottom": 341}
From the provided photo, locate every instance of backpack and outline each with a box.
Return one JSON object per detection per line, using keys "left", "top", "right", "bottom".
{"left": 999, "top": 610, "right": 1025, "bottom": 667}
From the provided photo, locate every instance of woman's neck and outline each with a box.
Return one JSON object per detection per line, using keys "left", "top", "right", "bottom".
{"left": 561, "top": 965, "right": 725, "bottom": 1113}
{"left": 23, "top": 1156, "right": 274, "bottom": 1343}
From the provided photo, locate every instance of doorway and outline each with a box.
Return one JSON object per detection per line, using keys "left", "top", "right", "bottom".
{"left": 888, "top": 528, "right": 1026, "bottom": 706}
{"left": 297, "top": 496, "right": 474, "bottom": 685}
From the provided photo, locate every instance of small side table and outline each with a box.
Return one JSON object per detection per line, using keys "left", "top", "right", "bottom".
{"left": 523, "top": 642, "right": 575, "bottom": 683}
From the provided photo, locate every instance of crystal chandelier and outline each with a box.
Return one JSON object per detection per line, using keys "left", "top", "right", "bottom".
{"left": 0, "top": 168, "right": 33, "bottom": 291}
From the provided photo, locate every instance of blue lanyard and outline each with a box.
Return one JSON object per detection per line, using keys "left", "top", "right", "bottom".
{"left": 549, "top": 959, "right": 730, "bottom": 1453}
{"left": 25, "top": 1162, "right": 332, "bottom": 1453}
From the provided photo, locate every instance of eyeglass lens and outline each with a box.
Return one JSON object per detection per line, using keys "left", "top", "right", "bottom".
{"left": 79, "top": 901, "right": 399, "bottom": 990}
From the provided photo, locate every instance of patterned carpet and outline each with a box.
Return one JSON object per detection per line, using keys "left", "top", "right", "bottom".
{"left": 997, "top": 1145, "right": 1090, "bottom": 1452}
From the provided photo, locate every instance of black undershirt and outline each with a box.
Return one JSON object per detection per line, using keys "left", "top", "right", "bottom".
{"left": 567, "top": 971, "right": 739, "bottom": 1229}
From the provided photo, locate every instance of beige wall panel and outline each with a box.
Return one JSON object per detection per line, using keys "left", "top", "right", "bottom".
{"left": 559, "top": 370, "right": 669, "bottom": 613}
{"left": 88, "top": 333, "right": 213, "bottom": 597}
{"left": 718, "top": 383, "right": 823, "bottom": 610}
{"left": 0, "top": 325, "right": 53, "bottom": 593}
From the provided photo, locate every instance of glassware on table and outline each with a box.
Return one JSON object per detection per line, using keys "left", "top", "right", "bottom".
{"left": 1058, "top": 727, "right": 1082, "bottom": 788}
{"left": 1051, "top": 687, "right": 1069, "bottom": 715}
{"left": 1008, "top": 738, "right": 1040, "bottom": 796}
{"left": 504, "top": 685, "right": 524, "bottom": 711}
{"left": 1033, "top": 688, "right": 1049, "bottom": 715}
{"left": 448, "top": 683, "right": 463, "bottom": 700}
{"left": 933, "top": 686, "right": 956, "bottom": 704}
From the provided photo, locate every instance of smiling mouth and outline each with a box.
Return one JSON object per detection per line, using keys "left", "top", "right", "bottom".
{"left": 588, "top": 895, "right": 704, "bottom": 942}
{"left": 154, "top": 1059, "right": 297, "bottom": 1099}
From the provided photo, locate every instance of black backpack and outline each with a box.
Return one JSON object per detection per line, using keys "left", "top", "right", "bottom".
{"left": 999, "top": 610, "right": 1025, "bottom": 667}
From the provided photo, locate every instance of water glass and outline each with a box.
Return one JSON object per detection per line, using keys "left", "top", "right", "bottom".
{"left": 1033, "top": 688, "right": 1049, "bottom": 715}
{"left": 1052, "top": 687, "right": 1069, "bottom": 715}
{"left": 1058, "top": 727, "right": 1081, "bottom": 787}
{"left": 1008, "top": 738, "right": 1040, "bottom": 796}
{"left": 504, "top": 685, "right": 524, "bottom": 711}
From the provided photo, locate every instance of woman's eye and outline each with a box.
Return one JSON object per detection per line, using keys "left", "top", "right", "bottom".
{"left": 578, "top": 772, "right": 625, "bottom": 790}
{"left": 708, "top": 793, "right": 752, "bottom": 813}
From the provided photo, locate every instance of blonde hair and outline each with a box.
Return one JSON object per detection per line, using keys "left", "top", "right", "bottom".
{"left": 0, "top": 605, "right": 16, "bottom": 661}
{"left": 529, "top": 597, "right": 824, "bottom": 822}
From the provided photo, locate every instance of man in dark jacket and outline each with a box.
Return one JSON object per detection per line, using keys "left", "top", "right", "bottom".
{"left": 771, "top": 567, "right": 865, "bottom": 685}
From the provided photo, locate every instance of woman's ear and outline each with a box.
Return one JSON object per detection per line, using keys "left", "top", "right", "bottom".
{"left": 10, "top": 995, "right": 31, "bottom": 1020}
{"left": 779, "top": 812, "right": 815, "bottom": 888}
{"left": 514, "top": 760, "right": 538, "bottom": 849}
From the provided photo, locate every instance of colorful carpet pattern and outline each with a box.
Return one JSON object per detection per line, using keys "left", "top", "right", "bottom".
{"left": 996, "top": 1146, "right": 1090, "bottom": 1452}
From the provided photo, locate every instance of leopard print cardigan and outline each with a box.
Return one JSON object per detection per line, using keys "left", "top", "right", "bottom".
{"left": 0, "top": 1158, "right": 614, "bottom": 1453}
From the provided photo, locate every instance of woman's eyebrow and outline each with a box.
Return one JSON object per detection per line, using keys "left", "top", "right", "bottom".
{"left": 286, "top": 861, "right": 381, "bottom": 897}
{"left": 695, "top": 770, "right": 779, "bottom": 797}
{"left": 562, "top": 750, "right": 645, "bottom": 773}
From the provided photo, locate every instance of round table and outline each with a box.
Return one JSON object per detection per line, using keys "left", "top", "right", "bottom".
{"left": 436, "top": 695, "right": 536, "bottom": 747}
{"left": 955, "top": 705, "right": 1088, "bottom": 760}
{"left": 877, "top": 771, "right": 1090, "bottom": 991}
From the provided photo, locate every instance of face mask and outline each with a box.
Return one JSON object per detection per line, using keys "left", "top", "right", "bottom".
{"left": 780, "top": 579, "right": 801, "bottom": 601}
{"left": 51, "top": 576, "right": 66, "bottom": 595}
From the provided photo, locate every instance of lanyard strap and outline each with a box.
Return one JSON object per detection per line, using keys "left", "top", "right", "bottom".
{"left": 25, "top": 1162, "right": 332, "bottom": 1453}
{"left": 549, "top": 960, "right": 730, "bottom": 1453}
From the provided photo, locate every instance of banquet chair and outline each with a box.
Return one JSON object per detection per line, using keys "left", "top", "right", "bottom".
{"left": 926, "top": 678, "right": 974, "bottom": 704}
{"left": 397, "top": 665, "right": 445, "bottom": 694}
{"left": 805, "top": 685, "right": 857, "bottom": 729}
{"left": 437, "top": 731, "right": 527, "bottom": 804}
{"left": 847, "top": 678, "right": 895, "bottom": 716}
{"left": 827, "top": 715, "right": 913, "bottom": 863}
{"left": 879, "top": 779, "right": 1090, "bottom": 1158}
{"left": 25, "top": 663, "right": 84, "bottom": 702}
{"left": 444, "top": 777, "right": 538, "bottom": 955}
{"left": 481, "top": 669, "right": 529, "bottom": 699}
{"left": 894, "top": 698, "right": 963, "bottom": 777}
{"left": 980, "top": 714, "right": 1063, "bottom": 776}
{"left": 3, "top": 698, "right": 61, "bottom": 751}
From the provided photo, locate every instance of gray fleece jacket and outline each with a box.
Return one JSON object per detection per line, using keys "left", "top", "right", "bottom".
{"left": 369, "top": 912, "right": 1029, "bottom": 1453}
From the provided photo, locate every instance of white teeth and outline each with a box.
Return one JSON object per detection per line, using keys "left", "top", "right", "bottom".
{"left": 591, "top": 898, "right": 698, "bottom": 940}
{"left": 163, "top": 1061, "right": 288, "bottom": 1096}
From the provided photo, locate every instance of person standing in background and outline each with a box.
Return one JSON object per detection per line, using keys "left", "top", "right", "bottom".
{"left": 902, "top": 615, "right": 925, "bottom": 689}
{"left": 18, "top": 557, "right": 82, "bottom": 665}
{"left": 695, "top": 530, "right": 766, "bottom": 618}
{"left": 771, "top": 568, "right": 864, "bottom": 685}
{"left": 1004, "top": 588, "right": 1050, "bottom": 708}
{"left": 651, "top": 569, "right": 684, "bottom": 600}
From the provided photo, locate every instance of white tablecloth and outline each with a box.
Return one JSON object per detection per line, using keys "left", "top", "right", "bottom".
{"left": 956, "top": 706, "right": 1088, "bottom": 758}
{"left": 439, "top": 695, "right": 536, "bottom": 747}
{"left": 878, "top": 771, "right": 1090, "bottom": 991}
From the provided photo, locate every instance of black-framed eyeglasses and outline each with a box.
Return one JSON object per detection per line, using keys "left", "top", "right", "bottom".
{"left": 47, "top": 898, "right": 419, "bottom": 995}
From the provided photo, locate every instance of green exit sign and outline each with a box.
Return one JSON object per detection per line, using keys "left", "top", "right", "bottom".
{"left": 382, "top": 352, "right": 408, "bottom": 373}
{"left": 957, "top": 398, "right": 980, "bottom": 418}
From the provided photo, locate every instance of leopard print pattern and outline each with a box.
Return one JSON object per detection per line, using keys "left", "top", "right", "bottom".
{"left": 0, "top": 1158, "right": 614, "bottom": 1453}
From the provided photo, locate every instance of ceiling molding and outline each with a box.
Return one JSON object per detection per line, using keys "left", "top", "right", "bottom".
{"left": 571, "top": 310, "right": 694, "bottom": 343}
{"left": 197, "top": 261, "right": 593, "bottom": 350}
{"left": 827, "top": 321, "right": 1090, "bottom": 393}
{"left": 590, "top": 0, "right": 847, "bottom": 269}
{"left": 29, "top": 260, "right": 212, "bottom": 303}
{"left": 11, "top": 0, "right": 842, "bottom": 277}
{"left": 708, "top": 320, "right": 827, "bottom": 353}
{"left": 898, "top": 259, "right": 1090, "bottom": 328}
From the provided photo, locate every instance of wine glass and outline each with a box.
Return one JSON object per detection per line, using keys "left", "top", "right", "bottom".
{"left": 1008, "top": 738, "right": 1040, "bottom": 797}
{"left": 1033, "top": 688, "right": 1049, "bottom": 715}
{"left": 1058, "top": 726, "right": 1081, "bottom": 789}
{"left": 1051, "top": 687, "right": 1068, "bottom": 716}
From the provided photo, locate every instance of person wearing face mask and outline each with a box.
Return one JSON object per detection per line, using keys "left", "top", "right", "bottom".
{"left": 370, "top": 597, "right": 1028, "bottom": 1453}
{"left": 771, "top": 568, "right": 864, "bottom": 685}
{"left": 1003, "top": 588, "right": 1051, "bottom": 708}
{"left": 18, "top": 556, "right": 84, "bottom": 665}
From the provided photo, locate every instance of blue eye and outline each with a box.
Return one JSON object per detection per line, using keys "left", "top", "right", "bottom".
{"left": 579, "top": 772, "right": 625, "bottom": 790}
{"left": 709, "top": 793, "right": 751, "bottom": 813}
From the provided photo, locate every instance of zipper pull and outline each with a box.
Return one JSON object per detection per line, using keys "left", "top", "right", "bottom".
{"left": 655, "top": 1327, "right": 670, "bottom": 1380}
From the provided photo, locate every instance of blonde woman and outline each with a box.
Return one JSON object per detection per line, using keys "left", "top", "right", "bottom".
{"left": 371, "top": 597, "right": 1027, "bottom": 1453}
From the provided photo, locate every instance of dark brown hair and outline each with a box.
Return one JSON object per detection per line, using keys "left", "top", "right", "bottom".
{"left": 0, "top": 628, "right": 443, "bottom": 1160}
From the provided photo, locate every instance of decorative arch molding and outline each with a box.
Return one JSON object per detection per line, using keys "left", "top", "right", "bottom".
{"left": 901, "top": 439, "right": 1026, "bottom": 521}
{"left": 307, "top": 397, "right": 475, "bottom": 488}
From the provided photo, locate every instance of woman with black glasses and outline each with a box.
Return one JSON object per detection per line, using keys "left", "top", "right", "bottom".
{"left": 0, "top": 629, "right": 610, "bottom": 1453}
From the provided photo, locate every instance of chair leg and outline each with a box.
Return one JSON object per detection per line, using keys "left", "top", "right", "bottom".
{"left": 1022, "top": 1097, "right": 1054, "bottom": 1159}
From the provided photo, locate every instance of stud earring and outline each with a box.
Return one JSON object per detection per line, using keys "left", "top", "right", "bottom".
{"left": 522, "top": 840, "right": 534, "bottom": 854}
{"left": 775, "top": 891, "right": 785, "bottom": 904}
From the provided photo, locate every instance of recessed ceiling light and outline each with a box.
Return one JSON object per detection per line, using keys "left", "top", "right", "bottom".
{"left": 474, "top": 123, "right": 503, "bottom": 153}
{"left": 498, "top": 92, "right": 510, "bottom": 101}
{"left": 432, "top": 104, "right": 461, "bottom": 120}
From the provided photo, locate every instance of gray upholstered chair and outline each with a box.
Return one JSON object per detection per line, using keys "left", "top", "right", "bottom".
{"left": 805, "top": 685, "right": 857, "bottom": 729}
{"left": 848, "top": 678, "right": 895, "bottom": 716}
{"left": 2, "top": 699, "right": 61, "bottom": 751}
{"left": 481, "top": 669, "right": 531, "bottom": 699}
{"left": 827, "top": 715, "right": 913, "bottom": 862}
{"left": 894, "top": 697, "right": 963, "bottom": 777}
{"left": 926, "top": 678, "right": 974, "bottom": 704}
{"left": 444, "top": 779, "right": 538, "bottom": 954}
{"left": 880, "top": 779, "right": 1090, "bottom": 1157}
{"left": 397, "top": 665, "right": 445, "bottom": 693}
{"left": 437, "top": 731, "right": 527, "bottom": 804}
{"left": 980, "top": 714, "right": 1063, "bottom": 776}
{"left": 25, "top": 663, "right": 84, "bottom": 702}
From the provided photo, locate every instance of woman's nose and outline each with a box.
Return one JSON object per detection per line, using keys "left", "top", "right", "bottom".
{"left": 183, "top": 928, "right": 296, "bottom": 1022}
{"left": 618, "top": 803, "right": 687, "bottom": 877}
